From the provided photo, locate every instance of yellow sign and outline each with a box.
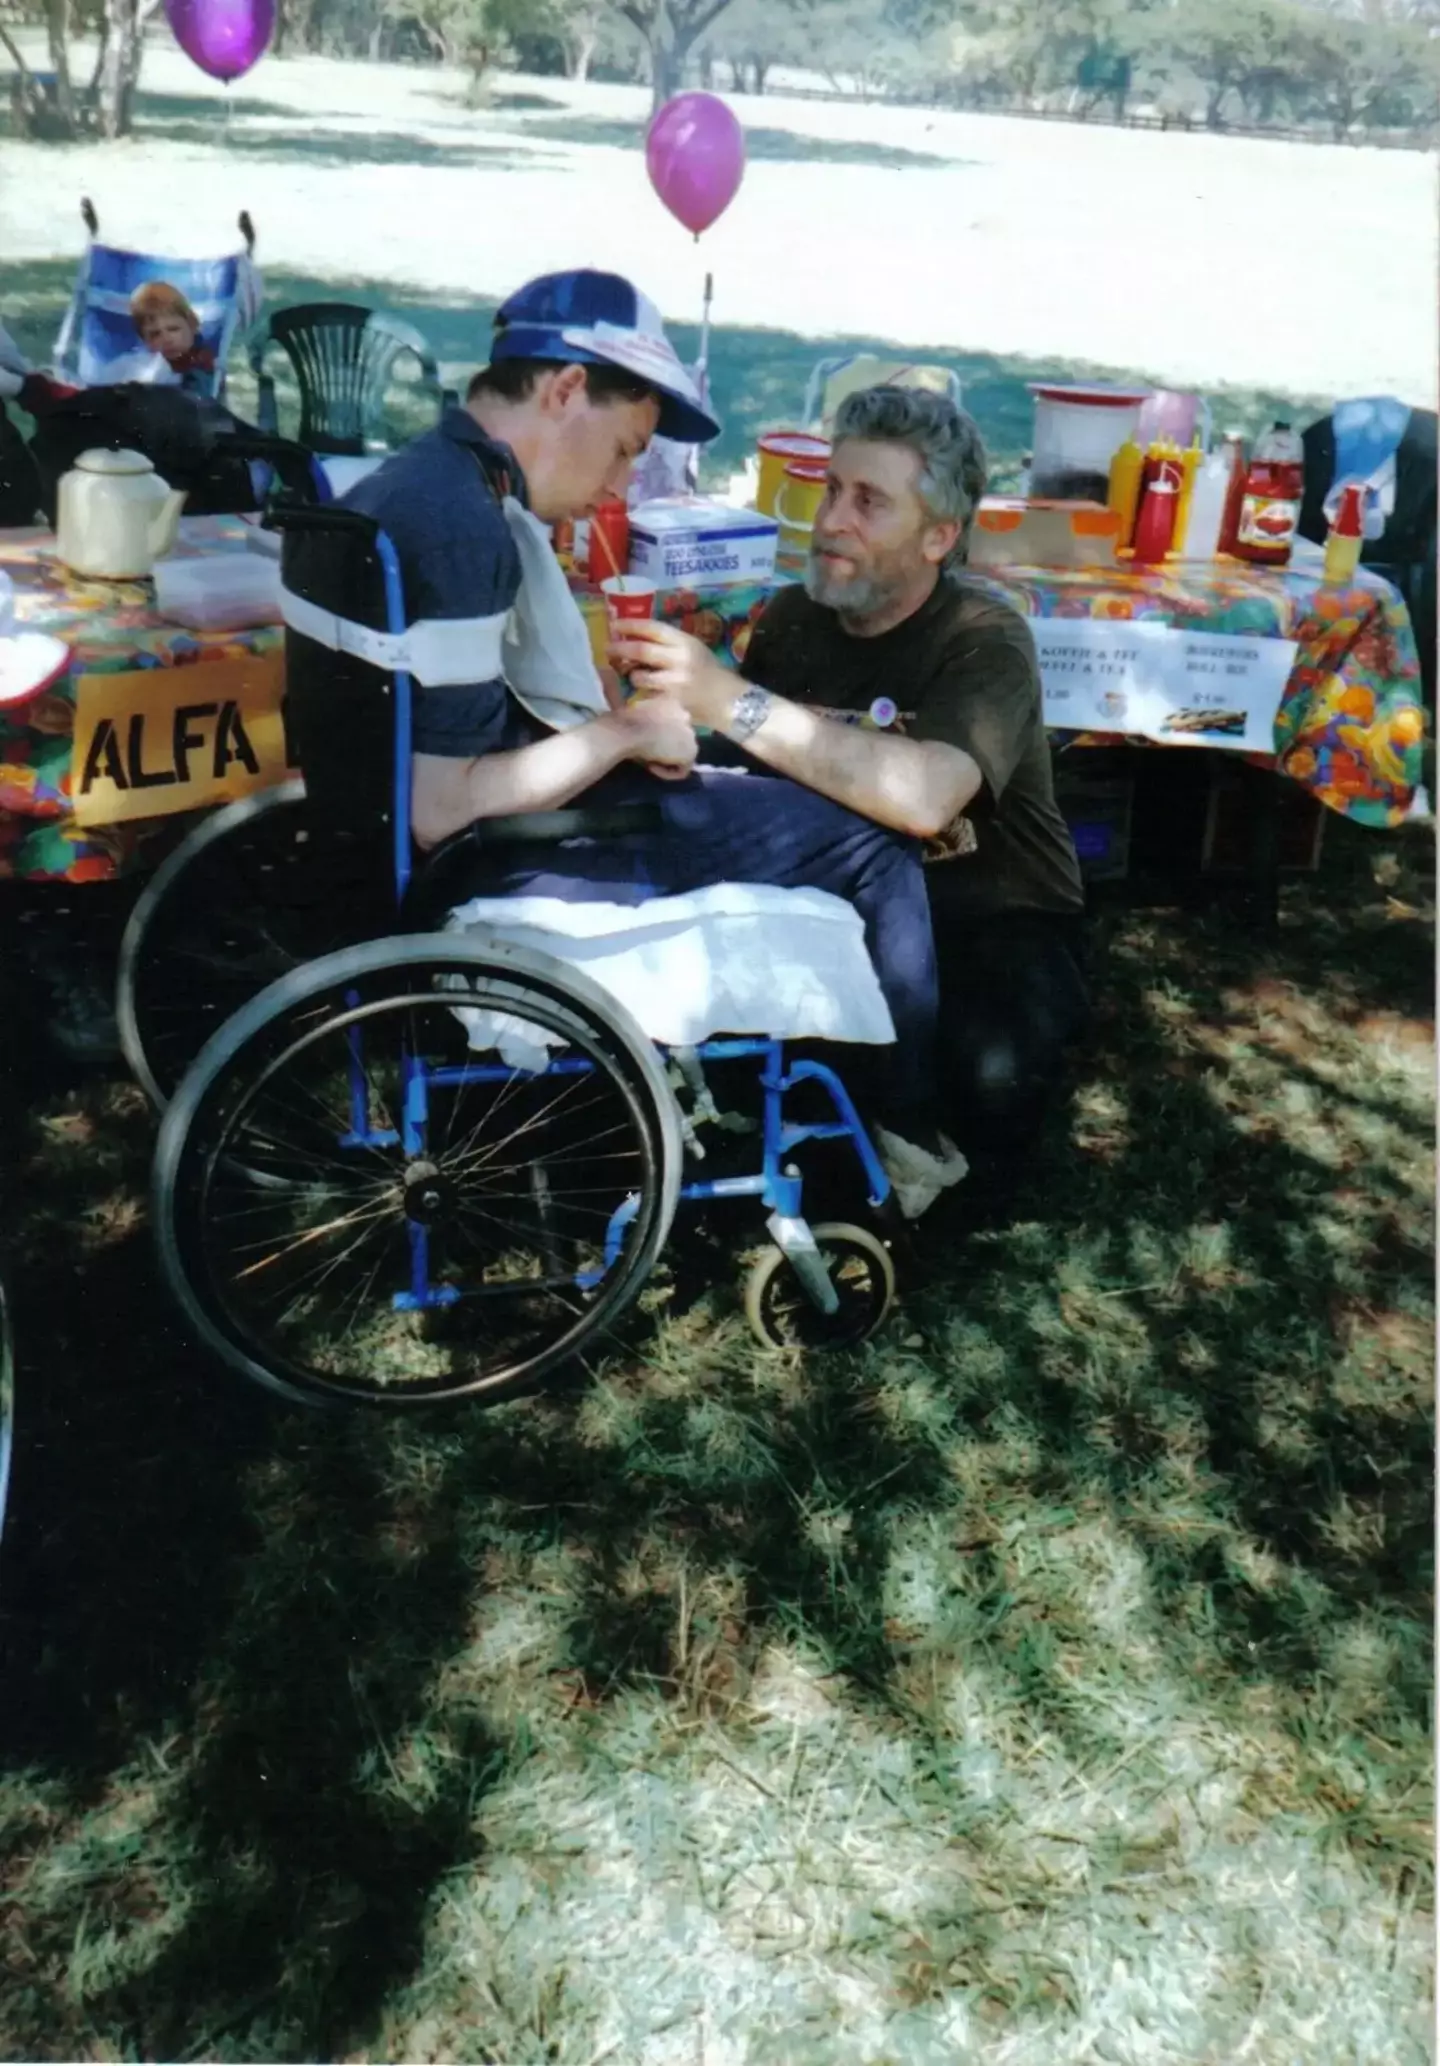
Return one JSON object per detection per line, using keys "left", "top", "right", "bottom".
{"left": 71, "top": 653, "right": 294, "bottom": 828}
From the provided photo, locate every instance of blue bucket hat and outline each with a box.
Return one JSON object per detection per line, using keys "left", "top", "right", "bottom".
{"left": 491, "top": 269, "right": 720, "bottom": 445}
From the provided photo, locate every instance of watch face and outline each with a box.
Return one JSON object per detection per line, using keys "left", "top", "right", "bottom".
{"left": 868, "top": 696, "right": 898, "bottom": 729}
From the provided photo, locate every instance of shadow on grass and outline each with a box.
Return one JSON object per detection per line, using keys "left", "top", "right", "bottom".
{"left": 131, "top": 90, "right": 325, "bottom": 126}
{"left": 2, "top": 259, "right": 1324, "bottom": 491}
{"left": 129, "top": 119, "right": 562, "bottom": 172}
{"left": 0, "top": 813, "right": 1430, "bottom": 2057}
{"left": 0, "top": 1152, "right": 506, "bottom": 2057}
{"left": 515, "top": 110, "right": 975, "bottom": 170}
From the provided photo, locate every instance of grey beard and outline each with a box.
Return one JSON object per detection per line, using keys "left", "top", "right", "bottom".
{"left": 803, "top": 551, "right": 896, "bottom": 621}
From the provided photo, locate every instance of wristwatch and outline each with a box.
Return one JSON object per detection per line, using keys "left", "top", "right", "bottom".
{"left": 726, "top": 685, "right": 774, "bottom": 745}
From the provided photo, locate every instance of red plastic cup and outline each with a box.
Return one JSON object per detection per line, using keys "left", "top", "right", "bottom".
{"left": 601, "top": 574, "right": 656, "bottom": 629}
{"left": 601, "top": 576, "right": 657, "bottom": 682}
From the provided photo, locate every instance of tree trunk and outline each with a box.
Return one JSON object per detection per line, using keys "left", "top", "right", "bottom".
{"left": 570, "top": 31, "right": 595, "bottom": 80}
{"left": 752, "top": 57, "right": 767, "bottom": 94}
{"left": 650, "top": 37, "right": 685, "bottom": 109}
{"left": 46, "top": 0, "right": 79, "bottom": 135}
{"left": 94, "top": 0, "right": 139, "bottom": 140}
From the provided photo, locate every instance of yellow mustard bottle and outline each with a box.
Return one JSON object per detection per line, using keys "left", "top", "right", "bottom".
{"left": 1107, "top": 438, "right": 1144, "bottom": 548}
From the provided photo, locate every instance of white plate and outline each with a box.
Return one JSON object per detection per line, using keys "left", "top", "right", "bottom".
{"left": 0, "top": 631, "right": 70, "bottom": 706}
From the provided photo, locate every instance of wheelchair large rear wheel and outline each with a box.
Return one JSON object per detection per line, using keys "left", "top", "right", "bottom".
{"left": 153, "top": 934, "right": 683, "bottom": 1409}
{"left": 117, "top": 781, "right": 384, "bottom": 1110}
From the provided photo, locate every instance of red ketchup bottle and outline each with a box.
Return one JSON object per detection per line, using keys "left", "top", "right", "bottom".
{"left": 1130, "top": 463, "right": 1180, "bottom": 565}
{"left": 1231, "top": 421, "right": 1304, "bottom": 568}
{"left": 1216, "top": 430, "right": 1248, "bottom": 555}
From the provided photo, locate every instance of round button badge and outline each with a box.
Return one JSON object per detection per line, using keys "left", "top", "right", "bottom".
{"left": 867, "top": 696, "right": 898, "bottom": 729}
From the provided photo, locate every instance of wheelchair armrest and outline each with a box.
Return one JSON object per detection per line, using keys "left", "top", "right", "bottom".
{"left": 262, "top": 503, "right": 379, "bottom": 537}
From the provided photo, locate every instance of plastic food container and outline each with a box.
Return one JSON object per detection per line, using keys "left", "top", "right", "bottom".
{"left": 1029, "top": 385, "right": 1149, "bottom": 503}
{"left": 153, "top": 553, "right": 282, "bottom": 631}
{"left": 967, "top": 498, "right": 1122, "bottom": 570}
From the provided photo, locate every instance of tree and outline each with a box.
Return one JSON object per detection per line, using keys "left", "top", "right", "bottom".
{"left": 615, "top": 0, "right": 741, "bottom": 106}
{"left": 1150, "top": 0, "right": 1291, "bottom": 127}
{"left": 2, "top": 0, "right": 157, "bottom": 136}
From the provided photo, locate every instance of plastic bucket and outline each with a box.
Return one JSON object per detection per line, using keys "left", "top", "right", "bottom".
{"left": 756, "top": 431, "right": 830, "bottom": 516}
{"left": 1029, "top": 384, "right": 1148, "bottom": 503}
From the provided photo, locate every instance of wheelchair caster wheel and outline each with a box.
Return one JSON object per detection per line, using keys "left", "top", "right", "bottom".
{"left": 744, "top": 1222, "right": 895, "bottom": 1351}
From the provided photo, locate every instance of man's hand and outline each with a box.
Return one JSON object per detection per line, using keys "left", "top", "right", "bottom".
{"left": 609, "top": 621, "right": 735, "bottom": 730}
{"left": 608, "top": 691, "right": 699, "bottom": 782}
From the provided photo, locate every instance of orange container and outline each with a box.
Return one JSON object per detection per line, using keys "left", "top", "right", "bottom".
{"left": 756, "top": 431, "right": 830, "bottom": 516}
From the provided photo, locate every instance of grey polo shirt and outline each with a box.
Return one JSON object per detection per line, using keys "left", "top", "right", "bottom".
{"left": 341, "top": 408, "right": 541, "bottom": 760}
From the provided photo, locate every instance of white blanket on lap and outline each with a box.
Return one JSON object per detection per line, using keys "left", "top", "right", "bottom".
{"left": 444, "top": 882, "right": 895, "bottom": 1060}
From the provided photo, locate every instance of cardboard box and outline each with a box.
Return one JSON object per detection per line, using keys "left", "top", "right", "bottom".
{"left": 628, "top": 498, "right": 779, "bottom": 590}
{"left": 968, "top": 498, "right": 1122, "bottom": 571}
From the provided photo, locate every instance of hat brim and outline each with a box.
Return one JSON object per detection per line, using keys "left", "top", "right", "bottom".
{"left": 512, "top": 322, "right": 721, "bottom": 445}
{"left": 0, "top": 632, "right": 69, "bottom": 707}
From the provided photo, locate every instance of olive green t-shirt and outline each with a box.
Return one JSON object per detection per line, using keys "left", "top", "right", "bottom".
{"left": 740, "top": 575, "right": 1084, "bottom": 922}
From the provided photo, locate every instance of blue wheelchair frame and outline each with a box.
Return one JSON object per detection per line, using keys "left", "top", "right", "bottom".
{"left": 345, "top": 529, "right": 894, "bottom": 1323}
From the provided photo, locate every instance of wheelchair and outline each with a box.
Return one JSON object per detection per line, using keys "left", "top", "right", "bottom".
{"left": 147, "top": 508, "right": 903, "bottom": 1410}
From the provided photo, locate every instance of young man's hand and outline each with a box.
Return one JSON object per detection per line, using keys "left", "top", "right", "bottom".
{"left": 608, "top": 691, "right": 698, "bottom": 782}
{"left": 609, "top": 622, "right": 735, "bottom": 730}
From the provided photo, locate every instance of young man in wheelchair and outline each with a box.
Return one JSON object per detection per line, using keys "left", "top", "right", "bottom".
{"left": 614, "top": 385, "right": 1090, "bottom": 1195}
{"left": 341, "top": 270, "right": 972, "bottom": 1218}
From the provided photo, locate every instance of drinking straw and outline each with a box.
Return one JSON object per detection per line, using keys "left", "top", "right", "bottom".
{"left": 592, "top": 516, "right": 624, "bottom": 589}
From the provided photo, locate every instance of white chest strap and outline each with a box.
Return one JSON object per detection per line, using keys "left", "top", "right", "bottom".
{"left": 279, "top": 585, "right": 508, "bottom": 686}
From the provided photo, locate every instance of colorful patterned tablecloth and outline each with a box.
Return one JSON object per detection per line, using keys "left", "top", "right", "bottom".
{"left": 0, "top": 517, "right": 279, "bottom": 882}
{"left": 581, "top": 550, "right": 1425, "bottom": 828}
{"left": 971, "top": 552, "right": 1425, "bottom": 827}
{"left": 2, "top": 524, "right": 1425, "bottom": 885}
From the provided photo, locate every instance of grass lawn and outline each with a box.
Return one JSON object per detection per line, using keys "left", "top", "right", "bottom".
{"left": 0, "top": 815, "right": 1431, "bottom": 2063}
{"left": 0, "top": 252, "right": 1325, "bottom": 500}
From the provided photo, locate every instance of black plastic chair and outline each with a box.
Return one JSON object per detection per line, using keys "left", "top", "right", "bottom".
{"left": 248, "top": 304, "right": 455, "bottom": 456}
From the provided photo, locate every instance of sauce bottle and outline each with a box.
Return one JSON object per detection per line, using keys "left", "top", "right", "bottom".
{"left": 1107, "top": 437, "right": 1144, "bottom": 547}
{"left": 1173, "top": 436, "right": 1203, "bottom": 553}
{"left": 1322, "top": 482, "right": 1366, "bottom": 586}
{"left": 1216, "top": 429, "right": 1248, "bottom": 556}
{"left": 1130, "top": 463, "right": 1180, "bottom": 565}
{"left": 1231, "top": 421, "right": 1304, "bottom": 568}
{"left": 1181, "top": 448, "right": 1232, "bottom": 560}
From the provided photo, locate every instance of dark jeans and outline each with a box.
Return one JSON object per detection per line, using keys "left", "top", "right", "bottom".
{"left": 933, "top": 907, "right": 1091, "bottom": 1157}
{"left": 466, "top": 766, "right": 941, "bottom": 1120}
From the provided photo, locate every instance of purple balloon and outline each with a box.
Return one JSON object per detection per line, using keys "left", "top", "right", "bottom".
{"left": 166, "top": 0, "right": 274, "bottom": 83}
{"left": 645, "top": 92, "right": 745, "bottom": 238}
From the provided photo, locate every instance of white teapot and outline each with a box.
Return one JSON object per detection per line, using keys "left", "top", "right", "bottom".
{"left": 56, "top": 448, "right": 187, "bottom": 580}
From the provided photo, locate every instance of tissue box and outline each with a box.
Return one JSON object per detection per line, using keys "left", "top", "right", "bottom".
{"left": 628, "top": 498, "right": 779, "bottom": 590}
{"left": 968, "top": 499, "right": 1121, "bottom": 570}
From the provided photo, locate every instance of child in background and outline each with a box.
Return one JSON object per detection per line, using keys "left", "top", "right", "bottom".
{"left": 130, "top": 281, "right": 217, "bottom": 394}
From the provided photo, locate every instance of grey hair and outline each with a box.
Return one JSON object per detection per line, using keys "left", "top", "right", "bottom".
{"left": 831, "top": 385, "right": 988, "bottom": 565}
